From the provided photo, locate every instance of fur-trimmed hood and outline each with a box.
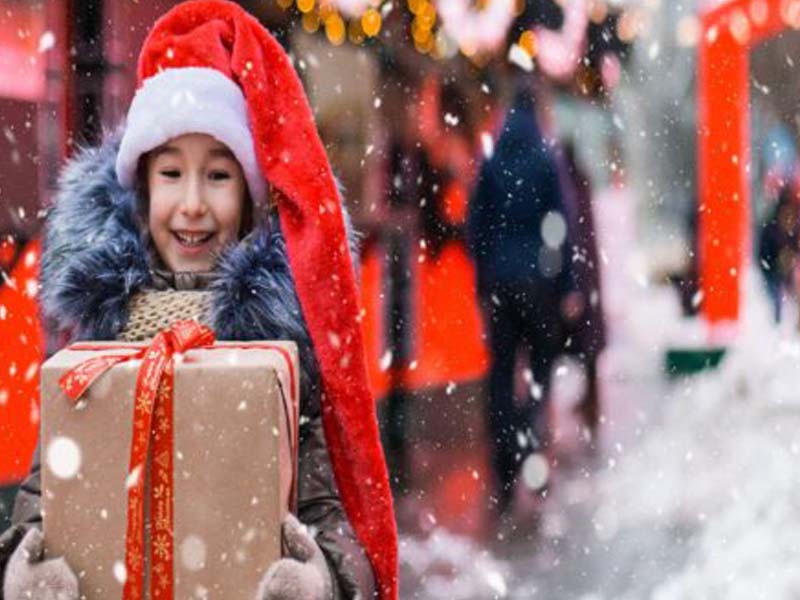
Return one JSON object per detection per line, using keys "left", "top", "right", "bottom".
{"left": 40, "top": 132, "right": 359, "bottom": 410}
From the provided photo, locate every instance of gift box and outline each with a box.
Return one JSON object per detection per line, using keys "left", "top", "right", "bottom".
{"left": 39, "top": 324, "right": 299, "bottom": 599}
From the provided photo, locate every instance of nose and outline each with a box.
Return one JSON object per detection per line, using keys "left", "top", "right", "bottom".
{"left": 180, "top": 174, "right": 208, "bottom": 218}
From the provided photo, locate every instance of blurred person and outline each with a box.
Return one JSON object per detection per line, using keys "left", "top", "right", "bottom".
{"left": 467, "top": 78, "right": 573, "bottom": 517}
{"left": 556, "top": 141, "right": 607, "bottom": 435}
{"left": 374, "top": 66, "right": 424, "bottom": 497}
{"left": 759, "top": 182, "right": 800, "bottom": 323}
{"left": 0, "top": 3, "right": 397, "bottom": 599}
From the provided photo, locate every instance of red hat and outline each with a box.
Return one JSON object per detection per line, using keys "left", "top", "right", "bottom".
{"left": 117, "top": 2, "right": 397, "bottom": 597}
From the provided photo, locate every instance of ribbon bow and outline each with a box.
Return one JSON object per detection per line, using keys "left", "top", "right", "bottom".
{"left": 60, "top": 320, "right": 215, "bottom": 600}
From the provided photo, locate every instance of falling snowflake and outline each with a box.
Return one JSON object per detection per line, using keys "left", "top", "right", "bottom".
{"left": 37, "top": 31, "right": 55, "bottom": 53}
{"left": 180, "top": 534, "right": 207, "bottom": 572}
{"left": 480, "top": 132, "right": 494, "bottom": 159}
{"left": 46, "top": 436, "right": 82, "bottom": 480}
{"left": 113, "top": 560, "right": 127, "bottom": 585}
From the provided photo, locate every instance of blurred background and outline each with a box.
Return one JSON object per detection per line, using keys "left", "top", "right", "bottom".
{"left": 3, "top": 0, "right": 800, "bottom": 597}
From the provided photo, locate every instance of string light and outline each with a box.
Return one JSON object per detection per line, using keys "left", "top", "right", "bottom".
{"left": 361, "top": 7, "right": 382, "bottom": 36}
{"left": 325, "top": 12, "right": 347, "bottom": 45}
{"left": 519, "top": 30, "right": 538, "bottom": 57}
{"left": 417, "top": 2, "right": 437, "bottom": 29}
{"left": 297, "top": 0, "right": 316, "bottom": 14}
{"left": 436, "top": 0, "right": 515, "bottom": 56}
{"left": 289, "top": 0, "right": 631, "bottom": 68}
{"left": 407, "top": 0, "right": 425, "bottom": 15}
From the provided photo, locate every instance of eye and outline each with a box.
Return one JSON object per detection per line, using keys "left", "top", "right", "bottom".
{"left": 209, "top": 170, "right": 231, "bottom": 182}
{"left": 159, "top": 169, "right": 180, "bottom": 179}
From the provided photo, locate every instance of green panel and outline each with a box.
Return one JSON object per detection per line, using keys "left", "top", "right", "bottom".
{"left": 665, "top": 347, "right": 727, "bottom": 378}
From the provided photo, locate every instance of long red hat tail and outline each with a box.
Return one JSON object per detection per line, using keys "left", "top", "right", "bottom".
{"left": 137, "top": 2, "right": 398, "bottom": 598}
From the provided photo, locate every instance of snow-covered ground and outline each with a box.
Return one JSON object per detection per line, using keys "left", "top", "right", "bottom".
{"left": 602, "top": 289, "right": 800, "bottom": 600}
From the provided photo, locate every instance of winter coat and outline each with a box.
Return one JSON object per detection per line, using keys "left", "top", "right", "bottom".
{"left": 0, "top": 135, "right": 376, "bottom": 599}
{"left": 466, "top": 91, "right": 571, "bottom": 300}
{"left": 759, "top": 187, "right": 800, "bottom": 288}
{"left": 556, "top": 144, "right": 607, "bottom": 361}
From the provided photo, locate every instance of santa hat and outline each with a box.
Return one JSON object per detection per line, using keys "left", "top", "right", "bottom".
{"left": 115, "top": 2, "right": 398, "bottom": 598}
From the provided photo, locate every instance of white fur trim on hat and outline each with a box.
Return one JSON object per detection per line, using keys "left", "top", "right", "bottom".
{"left": 115, "top": 67, "right": 267, "bottom": 206}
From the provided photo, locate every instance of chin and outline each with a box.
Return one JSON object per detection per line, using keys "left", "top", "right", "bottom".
{"left": 165, "top": 255, "right": 216, "bottom": 273}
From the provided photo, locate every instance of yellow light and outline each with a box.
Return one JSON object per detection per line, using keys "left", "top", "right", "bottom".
{"left": 412, "top": 18, "right": 432, "bottom": 43}
{"left": 277, "top": 0, "right": 293, "bottom": 9}
{"left": 297, "top": 0, "right": 315, "bottom": 14}
{"left": 362, "top": 8, "right": 382, "bottom": 37}
{"left": 302, "top": 11, "right": 320, "bottom": 32}
{"left": 325, "top": 13, "right": 346, "bottom": 45}
{"left": 408, "top": 0, "right": 425, "bottom": 15}
{"left": 519, "top": 30, "right": 538, "bottom": 57}
{"left": 417, "top": 1, "right": 437, "bottom": 28}
{"left": 319, "top": 3, "right": 336, "bottom": 19}
{"left": 414, "top": 34, "right": 435, "bottom": 54}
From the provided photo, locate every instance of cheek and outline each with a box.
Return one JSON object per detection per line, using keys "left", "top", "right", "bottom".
{"left": 147, "top": 192, "right": 176, "bottom": 242}
{"left": 214, "top": 190, "right": 245, "bottom": 240}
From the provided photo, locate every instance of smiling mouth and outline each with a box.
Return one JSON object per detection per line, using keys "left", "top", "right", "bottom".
{"left": 172, "top": 231, "right": 215, "bottom": 248}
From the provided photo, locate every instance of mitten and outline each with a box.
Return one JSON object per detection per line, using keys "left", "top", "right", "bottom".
{"left": 3, "top": 528, "right": 79, "bottom": 600}
{"left": 256, "top": 514, "right": 333, "bottom": 600}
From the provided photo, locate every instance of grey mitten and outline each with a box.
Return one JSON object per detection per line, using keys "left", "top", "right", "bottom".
{"left": 3, "top": 528, "right": 79, "bottom": 600}
{"left": 257, "top": 514, "right": 333, "bottom": 600}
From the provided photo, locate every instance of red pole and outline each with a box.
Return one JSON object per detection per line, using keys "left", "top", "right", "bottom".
{"left": 697, "top": 0, "right": 792, "bottom": 331}
{"left": 698, "top": 22, "right": 750, "bottom": 327}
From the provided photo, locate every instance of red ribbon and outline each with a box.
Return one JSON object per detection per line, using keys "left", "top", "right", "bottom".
{"left": 60, "top": 321, "right": 214, "bottom": 600}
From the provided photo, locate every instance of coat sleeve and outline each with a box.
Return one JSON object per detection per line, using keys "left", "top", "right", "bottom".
{"left": 0, "top": 443, "right": 43, "bottom": 599}
{"left": 296, "top": 412, "right": 377, "bottom": 599}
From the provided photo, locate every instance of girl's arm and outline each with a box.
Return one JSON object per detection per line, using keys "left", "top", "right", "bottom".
{"left": 296, "top": 414, "right": 377, "bottom": 599}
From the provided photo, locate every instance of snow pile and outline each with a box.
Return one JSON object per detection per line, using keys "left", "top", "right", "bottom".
{"left": 598, "top": 313, "right": 800, "bottom": 598}
{"left": 400, "top": 528, "right": 512, "bottom": 599}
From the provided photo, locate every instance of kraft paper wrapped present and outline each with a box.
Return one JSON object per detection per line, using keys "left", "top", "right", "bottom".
{"left": 39, "top": 332, "right": 299, "bottom": 600}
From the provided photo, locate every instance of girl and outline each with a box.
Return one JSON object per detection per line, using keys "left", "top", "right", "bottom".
{"left": 0, "top": 2, "right": 397, "bottom": 599}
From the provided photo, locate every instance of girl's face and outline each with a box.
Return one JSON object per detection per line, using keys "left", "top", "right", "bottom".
{"left": 146, "top": 133, "right": 246, "bottom": 273}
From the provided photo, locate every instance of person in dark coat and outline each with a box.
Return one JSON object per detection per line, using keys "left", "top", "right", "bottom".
{"left": 759, "top": 184, "right": 800, "bottom": 323}
{"left": 467, "top": 82, "right": 573, "bottom": 516}
{"left": 0, "top": 3, "right": 397, "bottom": 599}
{"left": 556, "top": 142, "right": 607, "bottom": 434}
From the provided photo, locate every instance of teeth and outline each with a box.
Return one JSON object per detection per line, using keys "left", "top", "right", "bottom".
{"left": 175, "top": 232, "right": 213, "bottom": 246}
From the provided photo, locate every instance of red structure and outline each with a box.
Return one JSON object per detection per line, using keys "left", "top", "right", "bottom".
{"left": 698, "top": 0, "right": 800, "bottom": 326}
{"left": 0, "top": 241, "right": 43, "bottom": 484}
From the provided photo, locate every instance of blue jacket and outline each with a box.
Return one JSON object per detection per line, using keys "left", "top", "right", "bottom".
{"left": 467, "top": 92, "right": 570, "bottom": 296}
